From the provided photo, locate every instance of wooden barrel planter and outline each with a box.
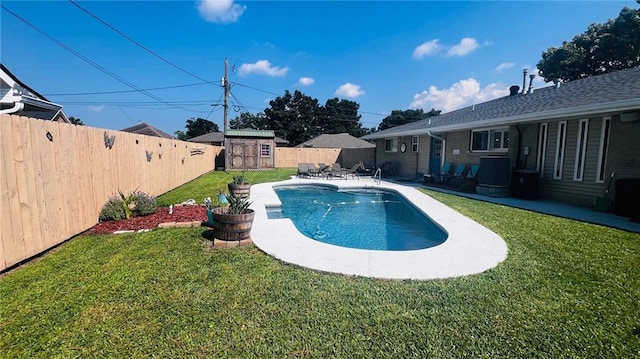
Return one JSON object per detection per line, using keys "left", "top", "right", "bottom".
{"left": 228, "top": 183, "right": 251, "bottom": 199}
{"left": 211, "top": 208, "right": 255, "bottom": 241}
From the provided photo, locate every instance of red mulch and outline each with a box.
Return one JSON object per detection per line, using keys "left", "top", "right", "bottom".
{"left": 85, "top": 205, "right": 207, "bottom": 235}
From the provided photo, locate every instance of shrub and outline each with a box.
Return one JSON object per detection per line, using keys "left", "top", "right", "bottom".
{"left": 98, "top": 196, "right": 126, "bottom": 222}
{"left": 98, "top": 190, "right": 157, "bottom": 222}
{"left": 133, "top": 191, "right": 157, "bottom": 216}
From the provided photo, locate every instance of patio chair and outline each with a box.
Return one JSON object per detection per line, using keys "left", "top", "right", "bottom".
{"left": 297, "top": 163, "right": 311, "bottom": 178}
{"left": 466, "top": 164, "right": 480, "bottom": 180}
{"left": 437, "top": 162, "right": 454, "bottom": 183}
{"left": 328, "top": 163, "right": 345, "bottom": 178}
{"left": 306, "top": 163, "right": 321, "bottom": 177}
{"left": 450, "top": 164, "right": 468, "bottom": 187}
{"left": 344, "top": 162, "right": 364, "bottom": 180}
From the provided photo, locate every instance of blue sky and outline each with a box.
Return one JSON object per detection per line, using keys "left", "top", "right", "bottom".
{"left": 1, "top": 1, "right": 634, "bottom": 136}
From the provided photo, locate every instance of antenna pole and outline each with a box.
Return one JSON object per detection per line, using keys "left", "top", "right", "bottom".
{"left": 223, "top": 57, "right": 229, "bottom": 134}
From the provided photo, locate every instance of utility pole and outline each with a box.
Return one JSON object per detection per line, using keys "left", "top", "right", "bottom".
{"left": 222, "top": 57, "right": 230, "bottom": 134}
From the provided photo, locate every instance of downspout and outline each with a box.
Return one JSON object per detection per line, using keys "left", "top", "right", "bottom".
{"left": 514, "top": 125, "right": 522, "bottom": 169}
{"left": 0, "top": 102, "right": 24, "bottom": 115}
{"left": 427, "top": 130, "right": 446, "bottom": 168}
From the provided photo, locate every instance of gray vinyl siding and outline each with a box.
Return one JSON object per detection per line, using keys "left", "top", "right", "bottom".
{"left": 535, "top": 116, "right": 630, "bottom": 206}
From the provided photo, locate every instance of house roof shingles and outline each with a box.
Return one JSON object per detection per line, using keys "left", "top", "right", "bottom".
{"left": 296, "top": 133, "right": 375, "bottom": 149}
{"left": 363, "top": 67, "right": 640, "bottom": 139}
{"left": 120, "top": 122, "right": 174, "bottom": 139}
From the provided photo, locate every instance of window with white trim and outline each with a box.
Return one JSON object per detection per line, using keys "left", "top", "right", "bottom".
{"left": 471, "top": 128, "right": 509, "bottom": 151}
{"left": 411, "top": 136, "right": 419, "bottom": 152}
{"left": 573, "top": 119, "right": 589, "bottom": 181}
{"left": 536, "top": 122, "right": 548, "bottom": 177}
{"left": 384, "top": 138, "right": 398, "bottom": 152}
{"left": 596, "top": 117, "right": 611, "bottom": 183}
{"left": 553, "top": 121, "right": 567, "bottom": 179}
{"left": 260, "top": 144, "right": 271, "bottom": 157}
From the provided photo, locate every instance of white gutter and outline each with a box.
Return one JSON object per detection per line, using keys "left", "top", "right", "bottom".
{"left": 21, "top": 95, "right": 63, "bottom": 111}
{"left": 432, "top": 98, "right": 640, "bottom": 133}
{"left": 0, "top": 101, "right": 24, "bottom": 115}
{"left": 363, "top": 98, "right": 640, "bottom": 140}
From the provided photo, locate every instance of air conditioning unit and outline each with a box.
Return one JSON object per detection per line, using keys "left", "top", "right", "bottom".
{"left": 620, "top": 112, "right": 639, "bottom": 122}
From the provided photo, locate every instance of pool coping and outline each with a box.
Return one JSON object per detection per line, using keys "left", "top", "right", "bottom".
{"left": 249, "top": 177, "right": 508, "bottom": 280}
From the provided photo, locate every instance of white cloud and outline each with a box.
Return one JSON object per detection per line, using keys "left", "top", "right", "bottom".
{"left": 87, "top": 105, "right": 105, "bottom": 112}
{"left": 410, "top": 78, "right": 508, "bottom": 112}
{"left": 238, "top": 60, "right": 289, "bottom": 77}
{"left": 197, "top": 0, "right": 246, "bottom": 24}
{"left": 335, "top": 83, "right": 365, "bottom": 98}
{"left": 298, "top": 77, "right": 315, "bottom": 86}
{"left": 412, "top": 39, "right": 442, "bottom": 59}
{"left": 446, "top": 37, "right": 479, "bottom": 57}
{"left": 495, "top": 62, "right": 515, "bottom": 73}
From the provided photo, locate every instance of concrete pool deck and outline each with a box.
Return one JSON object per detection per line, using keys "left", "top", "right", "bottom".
{"left": 249, "top": 177, "right": 508, "bottom": 280}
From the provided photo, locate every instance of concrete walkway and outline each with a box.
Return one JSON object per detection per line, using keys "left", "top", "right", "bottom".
{"left": 415, "top": 182, "right": 640, "bottom": 234}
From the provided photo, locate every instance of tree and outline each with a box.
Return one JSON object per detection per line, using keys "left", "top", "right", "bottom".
{"left": 230, "top": 112, "right": 267, "bottom": 130}
{"left": 378, "top": 108, "right": 440, "bottom": 131}
{"left": 185, "top": 118, "right": 219, "bottom": 138}
{"left": 174, "top": 130, "right": 188, "bottom": 141}
{"left": 68, "top": 116, "right": 84, "bottom": 126}
{"left": 537, "top": 2, "right": 640, "bottom": 82}
{"left": 319, "top": 98, "right": 366, "bottom": 137}
{"left": 263, "top": 90, "right": 322, "bottom": 146}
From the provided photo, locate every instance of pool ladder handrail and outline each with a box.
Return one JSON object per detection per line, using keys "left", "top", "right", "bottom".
{"left": 373, "top": 167, "right": 382, "bottom": 185}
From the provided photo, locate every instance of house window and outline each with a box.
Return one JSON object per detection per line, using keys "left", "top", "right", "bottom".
{"left": 596, "top": 117, "right": 611, "bottom": 183}
{"left": 260, "top": 144, "right": 271, "bottom": 157}
{"left": 553, "top": 121, "right": 567, "bottom": 179}
{"left": 384, "top": 138, "right": 398, "bottom": 152}
{"left": 573, "top": 119, "right": 589, "bottom": 181}
{"left": 411, "top": 136, "right": 419, "bottom": 152}
{"left": 471, "top": 128, "right": 509, "bottom": 151}
{"left": 536, "top": 122, "right": 548, "bottom": 177}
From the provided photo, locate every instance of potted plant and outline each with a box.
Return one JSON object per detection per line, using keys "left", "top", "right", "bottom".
{"left": 204, "top": 193, "right": 228, "bottom": 227}
{"left": 227, "top": 171, "right": 250, "bottom": 199}
{"left": 211, "top": 193, "right": 254, "bottom": 241}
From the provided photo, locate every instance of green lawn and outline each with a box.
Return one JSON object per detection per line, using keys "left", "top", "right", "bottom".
{"left": 1, "top": 171, "right": 639, "bottom": 358}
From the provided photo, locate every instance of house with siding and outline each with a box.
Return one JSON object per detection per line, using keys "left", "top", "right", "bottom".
{"left": 362, "top": 67, "right": 640, "bottom": 209}
{"left": 0, "top": 63, "right": 69, "bottom": 123}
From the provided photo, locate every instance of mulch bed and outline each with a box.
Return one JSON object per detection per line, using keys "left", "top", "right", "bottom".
{"left": 85, "top": 205, "right": 207, "bottom": 235}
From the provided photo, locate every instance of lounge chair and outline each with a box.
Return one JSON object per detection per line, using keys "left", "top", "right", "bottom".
{"left": 328, "top": 163, "right": 345, "bottom": 178}
{"left": 450, "top": 164, "right": 468, "bottom": 186}
{"left": 297, "top": 163, "right": 311, "bottom": 178}
{"left": 466, "top": 164, "right": 480, "bottom": 180}
{"left": 344, "top": 162, "right": 364, "bottom": 180}
{"left": 437, "top": 162, "right": 454, "bottom": 183}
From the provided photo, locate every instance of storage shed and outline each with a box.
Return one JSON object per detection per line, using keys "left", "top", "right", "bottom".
{"left": 224, "top": 129, "right": 276, "bottom": 170}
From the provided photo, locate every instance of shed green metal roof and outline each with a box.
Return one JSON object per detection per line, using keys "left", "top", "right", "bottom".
{"left": 225, "top": 129, "right": 275, "bottom": 138}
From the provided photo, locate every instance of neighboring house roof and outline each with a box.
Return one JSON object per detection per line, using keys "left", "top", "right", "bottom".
{"left": 363, "top": 66, "right": 640, "bottom": 139}
{"left": 188, "top": 132, "right": 225, "bottom": 144}
{"left": 120, "top": 122, "right": 173, "bottom": 138}
{"left": 0, "top": 63, "right": 70, "bottom": 122}
{"left": 296, "top": 133, "right": 375, "bottom": 149}
{"left": 225, "top": 129, "right": 275, "bottom": 138}
{"left": 274, "top": 136, "right": 289, "bottom": 145}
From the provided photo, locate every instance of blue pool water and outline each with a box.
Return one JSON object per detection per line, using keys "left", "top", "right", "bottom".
{"left": 270, "top": 185, "right": 447, "bottom": 251}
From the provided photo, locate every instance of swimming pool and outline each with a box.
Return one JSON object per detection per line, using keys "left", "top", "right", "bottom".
{"left": 250, "top": 177, "right": 508, "bottom": 280}
{"left": 272, "top": 186, "right": 447, "bottom": 250}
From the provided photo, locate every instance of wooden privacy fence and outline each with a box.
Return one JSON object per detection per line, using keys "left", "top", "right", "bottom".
{"left": 275, "top": 147, "right": 374, "bottom": 168}
{"left": 0, "top": 114, "right": 220, "bottom": 271}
